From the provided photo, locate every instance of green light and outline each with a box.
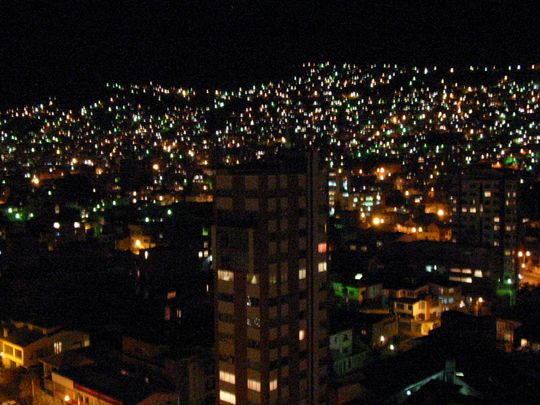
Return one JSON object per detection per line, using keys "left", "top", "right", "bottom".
{"left": 144, "top": 217, "right": 150, "bottom": 223}
{"left": 167, "top": 209, "right": 172, "bottom": 216}
{"left": 202, "top": 227, "right": 209, "bottom": 237}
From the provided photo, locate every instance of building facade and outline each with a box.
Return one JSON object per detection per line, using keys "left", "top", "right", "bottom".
{"left": 213, "top": 153, "right": 328, "bottom": 404}
{"left": 0, "top": 322, "right": 89, "bottom": 369}
{"left": 450, "top": 168, "right": 519, "bottom": 288}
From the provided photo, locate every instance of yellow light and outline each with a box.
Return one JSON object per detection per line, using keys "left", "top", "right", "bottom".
{"left": 53, "top": 222, "right": 60, "bottom": 229}
{"left": 437, "top": 209, "right": 445, "bottom": 217}
{"left": 64, "top": 395, "right": 70, "bottom": 402}
{"left": 135, "top": 239, "right": 142, "bottom": 248}
{"left": 518, "top": 251, "right": 523, "bottom": 257}
{"left": 152, "top": 163, "right": 160, "bottom": 171}
{"left": 31, "top": 176, "right": 40, "bottom": 186}
{"left": 373, "top": 217, "right": 381, "bottom": 226}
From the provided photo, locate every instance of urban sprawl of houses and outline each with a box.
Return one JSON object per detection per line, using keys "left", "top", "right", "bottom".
{"left": 1, "top": 63, "right": 540, "bottom": 404}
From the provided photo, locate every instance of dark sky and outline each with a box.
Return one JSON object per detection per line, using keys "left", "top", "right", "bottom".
{"left": 1, "top": 0, "right": 538, "bottom": 108}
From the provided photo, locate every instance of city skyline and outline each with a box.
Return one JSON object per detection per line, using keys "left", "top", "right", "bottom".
{"left": 1, "top": 2, "right": 540, "bottom": 404}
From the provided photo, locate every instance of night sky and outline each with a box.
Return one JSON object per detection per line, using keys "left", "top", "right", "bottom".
{"left": 1, "top": 0, "right": 538, "bottom": 108}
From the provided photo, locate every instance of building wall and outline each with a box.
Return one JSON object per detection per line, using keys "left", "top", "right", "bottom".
{"left": 0, "top": 330, "right": 89, "bottom": 368}
{"left": 451, "top": 171, "right": 519, "bottom": 285}
{"left": 52, "top": 372, "right": 122, "bottom": 405}
{"left": 214, "top": 154, "right": 328, "bottom": 404}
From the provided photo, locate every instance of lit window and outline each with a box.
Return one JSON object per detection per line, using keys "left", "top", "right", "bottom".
{"left": 299, "top": 268, "right": 307, "bottom": 280}
{"left": 318, "top": 262, "right": 327, "bottom": 272}
{"left": 219, "top": 389, "right": 236, "bottom": 404}
{"left": 474, "top": 270, "right": 483, "bottom": 278}
{"left": 248, "top": 378, "right": 261, "bottom": 392}
{"left": 219, "top": 370, "right": 236, "bottom": 384}
{"left": 269, "top": 378, "right": 278, "bottom": 391}
{"left": 299, "top": 329, "right": 306, "bottom": 341}
{"left": 218, "top": 270, "right": 234, "bottom": 282}
{"left": 484, "top": 191, "right": 492, "bottom": 197}
{"left": 54, "top": 341, "right": 62, "bottom": 354}
{"left": 318, "top": 243, "right": 327, "bottom": 253}
{"left": 247, "top": 274, "right": 258, "bottom": 285}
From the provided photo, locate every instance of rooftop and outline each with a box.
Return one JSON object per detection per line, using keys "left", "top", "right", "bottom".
{"left": 1, "top": 327, "right": 43, "bottom": 347}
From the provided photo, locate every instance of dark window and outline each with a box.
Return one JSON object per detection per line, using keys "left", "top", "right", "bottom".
{"left": 219, "top": 293, "right": 234, "bottom": 303}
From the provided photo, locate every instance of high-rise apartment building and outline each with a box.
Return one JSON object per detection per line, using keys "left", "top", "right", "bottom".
{"left": 450, "top": 167, "right": 519, "bottom": 286}
{"left": 213, "top": 152, "right": 328, "bottom": 405}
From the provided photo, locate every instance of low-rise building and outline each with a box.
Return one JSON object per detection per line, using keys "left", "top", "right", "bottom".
{"left": 429, "top": 281, "right": 463, "bottom": 311}
{"left": 0, "top": 321, "right": 89, "bottom": 368}
{"left": 393, "top": 297, "right": 442, "bottom": 336}
{"left": 50, "top": 366, "right": 178, "bottom": 405}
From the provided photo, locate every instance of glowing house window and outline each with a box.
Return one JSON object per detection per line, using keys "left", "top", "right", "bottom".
{"left": 218, "top": 270, "right": 234, "bottom": 282}
{"left": 299, "top": 268, "right": 307, "bottom": 280}
{"left": 248, "top": 378, "right": 261, "bottom": 392}
{"left": 54, "top": 341, "right": 62, "bottom": 354}
{"left": 318, "top": 262, "right": 327, "bottom": 273}
{"left": 219, "top": 370, "right": 236, "bottom": 384}
{"left": 219, "top": 390, "right": 236, "bottom": 404}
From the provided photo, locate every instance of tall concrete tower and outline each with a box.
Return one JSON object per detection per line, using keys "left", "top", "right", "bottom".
{"left": 213, "top": 152, "right": 328, "bottom": 404}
